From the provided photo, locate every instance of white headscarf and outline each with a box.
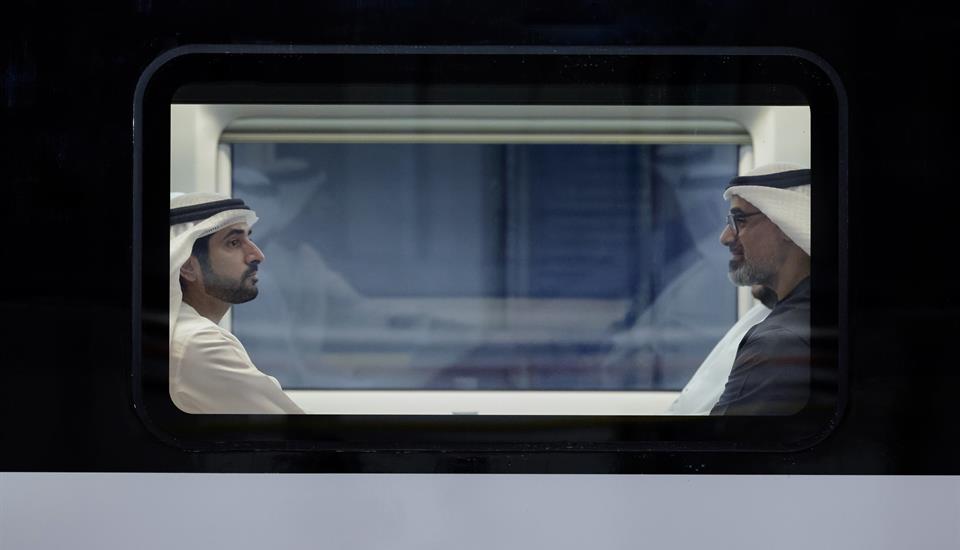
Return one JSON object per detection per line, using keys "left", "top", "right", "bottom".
{"left": 170, "top": 192, "right": 258, "bottom": 345}
{"left": 723, "top": 163, "right": 811, "bottom": 255}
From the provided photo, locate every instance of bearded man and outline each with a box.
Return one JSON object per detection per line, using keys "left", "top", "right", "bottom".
{"left": 711, "top": 164, "right": 811, "bottom": 415}
{"left": 169, "top": 192, "right": 303, "bottom": 414}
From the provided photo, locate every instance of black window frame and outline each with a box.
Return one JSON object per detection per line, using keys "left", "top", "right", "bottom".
{"left": 133, "top": 45, "right": 847, "bottom": 453}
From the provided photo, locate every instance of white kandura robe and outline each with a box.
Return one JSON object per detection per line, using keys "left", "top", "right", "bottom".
{"left": 666, "top": 303, "right": 771, "bottom": 415}
{"left": 170, "top": 302, "right": 304, "bottom": 414}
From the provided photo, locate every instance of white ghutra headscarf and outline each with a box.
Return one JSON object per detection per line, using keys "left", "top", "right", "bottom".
{"left": 723, "top": 163, "right": 811, "bottom": 255}
{"left": 169, "top": 192, "right": 258, "bottom": 345}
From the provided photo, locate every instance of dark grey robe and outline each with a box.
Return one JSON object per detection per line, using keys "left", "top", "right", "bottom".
{"left": 711, "top": 277, "right": 810, "bottom": 415}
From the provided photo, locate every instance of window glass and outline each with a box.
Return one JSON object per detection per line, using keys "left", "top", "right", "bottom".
{"left": 231, "top": 142, "right": 740, "bottom": 392}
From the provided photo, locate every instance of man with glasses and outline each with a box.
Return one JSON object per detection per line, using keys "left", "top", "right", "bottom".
{"left": 710, "top": 164, "right": 811, "bottom": 415}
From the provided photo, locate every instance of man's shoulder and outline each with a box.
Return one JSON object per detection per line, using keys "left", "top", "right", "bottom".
{"left": 717, "top": 326, "right": 811, "bottom": 415}
{"left": 747, "top": 299, "right": 810, "bottom": 346}
{"left": 736, "top": 300, "right": 811, "bottom": 373}
{"left": 732, "top": 314, "right": 811, "bottom": 394}
{"left": 171, "top": 307, "right": 241, "bottom": 358}
{"left": 745, "top": 318, "right": 809, "bottom": 347}
{"left": 174, "top": 311, "right": 226, "bottom": 339}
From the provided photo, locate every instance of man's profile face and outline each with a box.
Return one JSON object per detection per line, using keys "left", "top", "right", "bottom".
{"left": 720, "top": 196, "right": 788, "bottom": 288}
{"left": 196, "top": 222, "right": 265, "bottom": 304}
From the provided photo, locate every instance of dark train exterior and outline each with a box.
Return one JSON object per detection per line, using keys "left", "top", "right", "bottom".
{"left": 3, "top": 1, "right": 958, "bottom": 477}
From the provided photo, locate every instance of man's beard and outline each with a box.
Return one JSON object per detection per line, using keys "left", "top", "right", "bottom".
{"left": 727, "top": 257, "right": 775, "bottom": 287}
{"left": 201, "top": 264, "right": 259, "bottom": 304}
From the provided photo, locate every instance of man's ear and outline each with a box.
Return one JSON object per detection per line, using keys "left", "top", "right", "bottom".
{"left": 180, "top": 257, "right": 202, "bottom": 284}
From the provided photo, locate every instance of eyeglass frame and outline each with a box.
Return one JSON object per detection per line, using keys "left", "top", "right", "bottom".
{"left": 725, "top": 211, "right": 765, "bottom": 237}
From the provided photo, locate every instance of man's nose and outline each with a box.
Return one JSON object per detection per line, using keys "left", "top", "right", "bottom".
{"left": 719, "top": 224, "right": 736, "bottom": 246}
{"left": 245, "top": 241, "right": 265, "bottom": 263}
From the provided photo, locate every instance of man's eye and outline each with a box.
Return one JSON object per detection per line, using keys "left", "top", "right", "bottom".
{"left": 229, "top": 240, "right": 240, "bottom": 247}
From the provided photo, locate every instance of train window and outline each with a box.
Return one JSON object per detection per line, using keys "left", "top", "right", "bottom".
{"left": 136, "top": 47, "right": 844, "bottom": 451}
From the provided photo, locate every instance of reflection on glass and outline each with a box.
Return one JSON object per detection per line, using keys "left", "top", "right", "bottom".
{"left": 232, "top": 142, "right": 739, "bottom": 391}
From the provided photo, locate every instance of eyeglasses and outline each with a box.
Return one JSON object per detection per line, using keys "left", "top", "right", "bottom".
{"left": 725, "top": 211, "right": 764, "bottom": 237}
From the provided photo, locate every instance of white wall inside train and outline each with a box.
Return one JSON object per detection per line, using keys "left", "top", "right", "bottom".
{"left": 170, "top": 104, "right": 810, "bottom": 194}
